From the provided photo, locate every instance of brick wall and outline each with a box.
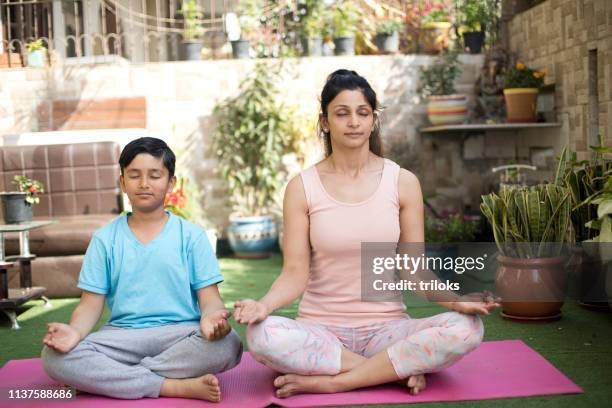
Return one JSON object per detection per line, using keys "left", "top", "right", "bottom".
{"left": 508, "top": 0, "right": 612, "bottom": 154}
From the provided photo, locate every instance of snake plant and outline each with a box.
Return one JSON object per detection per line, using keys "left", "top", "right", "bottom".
{"left": 554, "top": 138, "right": 612, "bottom": 242}
{"left": 480, "top": 184, "right": 572, "bottom": 258}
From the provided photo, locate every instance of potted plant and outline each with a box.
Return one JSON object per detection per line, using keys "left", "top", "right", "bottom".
{"left": 164, "top": 176, "right": 218, "bottom": 253}
{"left": 503, "top": 61, "right": 545, "bottom": 122}
{"left": 231, "top": 0, "right": 262, "bottom": 59}
{"left": 211, "top": 62, "right": 299, "bottom": 258}
{"left": 331, "top": 0, "right": 360, "bottom": 56}
{"left": 413, "top": 0, "right": 453, "bottom": 54}
{"left": 0, "top": 175, "right": 44, "bottom": 224}
{"left": 419, "top": 51, "right": 467, "bottom": 125}
{"left": 425, "top": 213, "right": 478, "bottom": 279}
{"left": 480, "top": 184, "right": 572, "bottom": 321}
{"left": 555, "top": 140, "right": 612, "bottom": 308}
{"left": 26, "top": 39, "right": 47, "bottom": 68}
{"left": 178, "top": 0, "right": 205, "bottom": 61}
{"left": 454, "top": 0, "right": 490, "bottom": 54}
{"left": 375, "top": 19, "right": 402, "bottom": 54}
{"left": 298, "top": 0, "right": 325, "bottom": 56}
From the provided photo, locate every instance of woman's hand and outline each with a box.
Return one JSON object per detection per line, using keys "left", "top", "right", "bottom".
{"left": 234, "top": 299, "right": 269, "bottom": 324}
{"left": 43, "top": 323, "right": 81, "bottom": 353}
{"left": 451, "top": 291, "right": 501, "bottom": 315}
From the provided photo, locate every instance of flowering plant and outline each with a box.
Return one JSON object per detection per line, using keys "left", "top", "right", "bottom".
{"left": 412, "top": 0, "right": 452, "bottom": 25}
{"left": 425, "top": 213, "right": 478, "bottom": 243}
{"left": 504, "top": 62, "right": 545, "bottom": 89}
{"left": 164, "top": 177, "right": 190, "bottom": 219}
{"left": 13, "top": 175, "right": 44, "bottom": 205}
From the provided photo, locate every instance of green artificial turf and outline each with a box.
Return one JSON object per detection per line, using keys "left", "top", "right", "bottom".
{"left": 1, "top": 254, "right": 611, "bottom": 408}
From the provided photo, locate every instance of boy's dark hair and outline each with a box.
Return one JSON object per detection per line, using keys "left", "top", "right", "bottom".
{"left": 119, "top": 137, "right": 176, "bottom": 178}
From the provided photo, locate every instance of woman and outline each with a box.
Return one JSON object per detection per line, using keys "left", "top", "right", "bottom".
{"left": 234, "top": 69, "right": 499, "bottom": 398}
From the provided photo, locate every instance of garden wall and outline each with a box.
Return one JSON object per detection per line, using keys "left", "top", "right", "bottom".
{"left": 0, "top": 54, "right": 563, "bottom": 233}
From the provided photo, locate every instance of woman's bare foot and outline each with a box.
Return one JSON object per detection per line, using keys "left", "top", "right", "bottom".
{"left": 160, "top": 374, "right": 221, "bottom": 402}
{"left": 405, "top": 374, "right": 426, "bottom": 395}
{"left": 274, "top": 374, "right": 339, "bottom": 398}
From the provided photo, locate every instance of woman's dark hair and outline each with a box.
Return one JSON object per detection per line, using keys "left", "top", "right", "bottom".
{"left": 119, "top": 137, "right": 176, "bottom": 178}
{"left": 318, "top": 69, "right": 383, "bottom": 157}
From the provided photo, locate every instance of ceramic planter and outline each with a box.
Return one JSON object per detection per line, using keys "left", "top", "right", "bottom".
{"left": 231, "top": 40, "right": 250, "bottom": 59}
{"left": 419, "top": 22, "right": 451, "bottom": 54}
{"left": 182, "top": 40, "right": 203, "bottom": 61}
{"left": 375, "top": 32, "right": 399, "bottom": 53}
{"left": 503, "top": 88, "right": 538, "bottom": 123}
{"left": 228, "top": 215, "right": 278, "bottom": 259}
{"left": 301, "top": 37, "right": 323, "bottom": 57}
{"left": 463, "top": 31, "right": 484, "bottom": 54}
{"left": 333, "top": 36, "right": 355, "bottom": 56}
{"left": 27, "top": 49, "right": 46, "bottom": 67}
{"left": 0, "top": 192, "right": 32, "bottom": 224}
{"left": 427, "top": 95, "right": 468, "bottom": 125}
{"left": 496, "top": 255, "right": 567, "bottom": 321}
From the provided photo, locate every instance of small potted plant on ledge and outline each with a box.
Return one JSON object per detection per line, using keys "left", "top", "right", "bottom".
{"left": 331, "top": 0, "right": 360, "bottom": 56}
{"left": 419, "top": 51, "right": 467, "bottom": 125}
{"left": 414, "top": 0, "right": 453, "bottom": 54}
{"left": 454, "top": 0, "right": 490, "bottom": 54}
{"left": 503, "top": 61, "right": 545, "bottom": 122}
{"left": 375, "top": 19, "right": 402, "bottom": 54}
{"left": 179, "top": 0, "right": 205, "bottom": 61}
{"left": 0, "top": 175, "right": 44, "bottom": 224}
{"left": 26, "top": 39, "right": 47, "bottom": 68}
{"left": 298, "top": 0, "right": 325, "bottom": 56}
{"left": 231, "top": 0, "right": 262, "bottom": 59}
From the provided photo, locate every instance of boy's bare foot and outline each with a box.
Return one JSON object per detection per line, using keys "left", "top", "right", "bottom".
{"left": 273, "top": 374, "right": 338, "bottom": 398}
{"left": 160, "top": 374, "right": 221, "bottom": 402}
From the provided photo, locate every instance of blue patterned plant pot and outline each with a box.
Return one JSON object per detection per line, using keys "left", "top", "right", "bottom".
{"left": 228, "top": 215, "right": 278, "bottom": 259}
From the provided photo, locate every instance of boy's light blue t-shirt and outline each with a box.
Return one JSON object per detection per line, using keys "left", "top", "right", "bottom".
{"left": 77, "top": 213, "right": 222, "bottom": 328}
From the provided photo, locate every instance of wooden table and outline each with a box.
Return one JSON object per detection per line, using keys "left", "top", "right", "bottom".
{"left": 0, "top": 220, "right": 57, "bottom": 329}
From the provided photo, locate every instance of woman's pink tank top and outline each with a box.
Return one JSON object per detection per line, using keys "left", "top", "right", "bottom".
{"left": 298, "top": 158, "right": 407, "bottom": 327}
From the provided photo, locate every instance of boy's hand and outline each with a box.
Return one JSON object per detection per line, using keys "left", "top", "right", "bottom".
{"left": 451, "top": 291, "right": 501, "bottom": 315}
{"left": 43, "top": 323, "right": 81, "bottom": 353}
{"left": 200, "top": 309, "right": 231, "bottom": 341}
{"left": 234, "top": 299, "right": 269, "bottom": 324}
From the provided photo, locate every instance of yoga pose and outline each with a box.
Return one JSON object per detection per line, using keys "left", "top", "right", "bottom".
{"left": 41, "top": 137, "right": 242, "bottom": 401}
{"left": 234, "top": 70, "right": 499, "bottom": 398}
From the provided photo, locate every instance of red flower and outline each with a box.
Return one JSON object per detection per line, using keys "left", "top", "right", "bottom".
{"left": 28, "top": 185, "right": 37, "bottom": 193}
{"left": 424, "top": 4, "right": 433, "bottom": 11}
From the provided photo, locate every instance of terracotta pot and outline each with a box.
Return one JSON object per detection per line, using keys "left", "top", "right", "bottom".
{"left": 496, "top": 255, "right": 567, "bottom": 321}
{"left": 419, "top": 22, "right": 451, "bottom": 54}
{"left": 427, "top": 95, "right": 467, "bottom": 125}
{"left": 503, "top": 88, "right": 538, "bottom": 123}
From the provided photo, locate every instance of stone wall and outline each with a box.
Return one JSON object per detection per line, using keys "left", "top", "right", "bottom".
{"left": 508, "top": 0, "right": 612, "bottom": 154}
{"left": 0, "top": 54, "right": 547, "bottom": 234}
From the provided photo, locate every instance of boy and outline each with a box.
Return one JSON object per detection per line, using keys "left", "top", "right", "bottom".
{"left": 41, "top": 137, "right": 242, "bottom": 402}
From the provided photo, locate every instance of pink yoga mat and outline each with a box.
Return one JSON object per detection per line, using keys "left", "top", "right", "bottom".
{"left": 0, "top": 340, "right": 582, "bottom": 408}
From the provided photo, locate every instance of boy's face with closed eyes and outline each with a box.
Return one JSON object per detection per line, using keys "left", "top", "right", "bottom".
{"left": 119, "top": 153, "right": 176, "bottom": 213}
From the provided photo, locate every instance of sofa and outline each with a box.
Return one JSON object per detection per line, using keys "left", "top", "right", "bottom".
{"left": 1, "top": 142, "right": 123, "bottom": 298}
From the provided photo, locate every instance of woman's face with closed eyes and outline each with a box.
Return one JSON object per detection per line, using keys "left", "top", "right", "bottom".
{"left": 320, "top": 89, "right": 375, "bottom": 151}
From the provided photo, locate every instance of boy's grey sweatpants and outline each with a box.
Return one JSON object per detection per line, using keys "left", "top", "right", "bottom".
{"left": 41, "top": 324, "right": 243, "bottom": 399}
